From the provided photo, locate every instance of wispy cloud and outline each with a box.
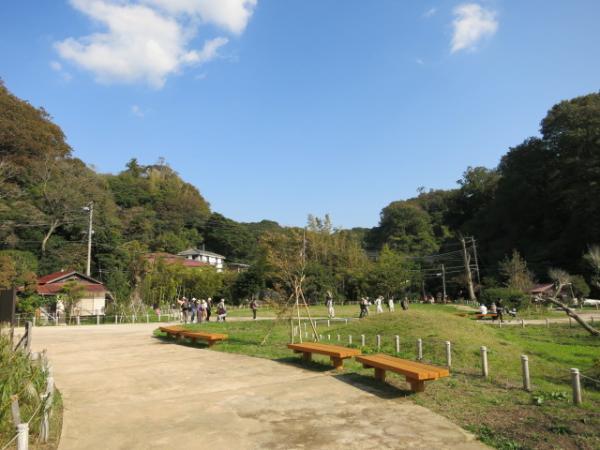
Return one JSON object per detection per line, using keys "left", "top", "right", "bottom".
{"left": 451, "top": 3, "right": 498, "bottom": 53}
{"left": 130, "top": 104, "right": 145, "bottom": 117}
{"left": 55, "top": 0, "right": 256, "bottom": 88}
{"left": 50, "top": 60, "right": 73, "bottom": 82}
{"left": 423, "top": 7, "right": 437, "bottom": 18}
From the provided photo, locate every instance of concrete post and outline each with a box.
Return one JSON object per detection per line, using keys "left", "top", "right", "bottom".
{"left": 376, "top": 335, "right": 381, "bottom": 350}
{"left": 445, "top": 341, "right": 452, "bottom": 368}
{"left": 327, "top": 334, "right": 331, "bottom": 341}
{"left": 521, "top": 355, "right": 531, "bottom": 391}
{"left": 337, "top": 334, "right": 340, "bottom": 342}
{"left": 76, "top": 315, "right": 80, "bottom": 326}
{"left": 395, "top": 335, "right": 400, "bottom": 354}
{"left": 521, "top": 319, "right": 525, "bottom": 328}
{"left": 481, "top": 346, "right": 489, "bottom": 377}
{"left": 327, "top": 320, "right": 330, "bottom": 327}
{"left": 417, "top": 338, "right": 423, "bottom": 360}
{"left": 571, "top": 368, "right": 582, "bottom": 405}
{"left": 17, "top": 423, "right": 28, "bottom": 450}
{"left": 348, "top": 335, "right": 352, "bottom": 345}
{"left": 361, "top": 334, "right": 365, "bottom": 347}
{"left": 545, "top": 318, "right": 549, "bottom": 328}
{"left": 96, "top": 314, "right": 100, "bottom": 326}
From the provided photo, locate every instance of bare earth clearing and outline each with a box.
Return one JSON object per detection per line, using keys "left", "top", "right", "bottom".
{"left": 33, "top": 324, "right": 487, "bottom": 449}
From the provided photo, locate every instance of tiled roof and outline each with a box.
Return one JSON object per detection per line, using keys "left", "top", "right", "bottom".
{"left": 177, "top": 248, "right": 226, "bottom": 259}
{"left": 38, "top": 283, "right": 107, "bottom": 295}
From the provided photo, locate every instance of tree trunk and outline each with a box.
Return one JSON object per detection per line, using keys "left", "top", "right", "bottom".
{"left": 41, "top": 219, "right": 60, "bottom": 254}
{"left": 548, "top": 284, "right": 599, "bottom": 337}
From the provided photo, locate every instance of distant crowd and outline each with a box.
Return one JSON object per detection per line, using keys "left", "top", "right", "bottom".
{"left": 175, "top": 297, "right": 259, "bottom": 323}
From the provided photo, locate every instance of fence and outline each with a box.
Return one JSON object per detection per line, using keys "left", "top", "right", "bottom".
{"left": 1, "top": 333, "right": 55, "bottom": 450}
{"left": 14, "top": 311, "right": 180, "bottom": 328}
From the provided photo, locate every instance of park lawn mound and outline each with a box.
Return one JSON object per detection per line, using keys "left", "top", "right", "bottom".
{"left": 156, "top": 306, "right": 599, "bottom": 450}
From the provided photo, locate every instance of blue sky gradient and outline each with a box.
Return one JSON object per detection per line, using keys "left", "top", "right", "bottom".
{"left": 1, "top": 1, "right": 599, "bottom": 228}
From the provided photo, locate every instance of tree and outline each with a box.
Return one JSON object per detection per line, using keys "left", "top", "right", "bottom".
{"left": 584, "top": 245, "right": 600, "bottom": 290}
{"left": 499, "top": 250, "right": 535, "bottom": 292}
{"left": 547, "top": 269, "right": 599, "bottom": 337}
{"left": 60, "top": 280, "right": 87, "bottom": 320}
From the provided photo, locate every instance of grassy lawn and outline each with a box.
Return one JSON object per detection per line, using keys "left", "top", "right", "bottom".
{"left": 155, "top": 304, "right": 600, "bottom": 450}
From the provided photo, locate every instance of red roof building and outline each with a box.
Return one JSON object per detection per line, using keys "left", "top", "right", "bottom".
{"left": 36, "top": 271, "right": 109, "bottom": 315}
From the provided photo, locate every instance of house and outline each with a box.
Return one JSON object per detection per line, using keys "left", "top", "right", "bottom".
{"left": 228, "top": 262, "right": 250, "bottom": 273}
{"left": 177, "top": 248, "right": 226, "bottom": 272}
{"left": 36, "top": 270, "right": 109, "bottom": 316}
{"left": 144, "top": 252, "right": 209, "bottom": 268}
{"left": 529, "top": 283, "right": 556, "bottom": 299}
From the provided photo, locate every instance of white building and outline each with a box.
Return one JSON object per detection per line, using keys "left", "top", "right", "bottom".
{"left": 177, "top": 248, "right": 226, "bottom": 272}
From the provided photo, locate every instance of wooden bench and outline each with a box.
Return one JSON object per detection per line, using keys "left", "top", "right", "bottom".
{"left": 355, "top": 354, "right": 449, "bottom": 392}
{"left": 159, "top": 326, "right": 185, "bottom": 338}
{"left": 475, "top": 313, "right": 498, "bottom": 320}
{"left": 178, "top": 330, "right": 228, "bottom": 346}
{"left": 287, "top": 342, "right": 361, "bottom": 370}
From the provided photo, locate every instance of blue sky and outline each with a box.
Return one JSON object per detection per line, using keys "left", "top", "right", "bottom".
{"left": 1, "top": 1, "right": 599, "bottom": 228}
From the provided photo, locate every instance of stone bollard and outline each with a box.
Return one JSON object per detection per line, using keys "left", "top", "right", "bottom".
{"left": 521, "top": 355, "right": 531, "bottom": 391}
{"left": 480, "top": 346, "right": 489, "bottom": 378}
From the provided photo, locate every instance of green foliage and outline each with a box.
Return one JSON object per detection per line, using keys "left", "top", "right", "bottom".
{"left": 499, "top": 250, "right": 535, "bottom": 292}
{"left": 570, "top": 274, "right": 590, "bottom": 298}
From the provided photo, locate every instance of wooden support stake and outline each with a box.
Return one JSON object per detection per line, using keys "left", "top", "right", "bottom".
{"left": 521, "top": 355, "right": 531, "bottom": 391}
{"left": 25, "top": 322, "right": 32, "bottom": 353}
{"left": 571, "top": 368, "right": 582, "bottom": 405}
{"left": 481, "top": 346, "right": 489, "bottom": 378}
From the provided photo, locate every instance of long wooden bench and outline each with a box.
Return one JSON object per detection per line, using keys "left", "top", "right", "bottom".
{"left": 475, "top": 313, "right": 498, "bottom": 320}
{"left": 287, "top": 342, "right": 361, "bottom": 370}
{"left": 159, "top": 326, "right": 185, "bottom": 338}
{"left": 178, "top": 330, "right": 228, "bottom": 346}
{"left": 355, "top": 354, "right": 449, "bottom": 392}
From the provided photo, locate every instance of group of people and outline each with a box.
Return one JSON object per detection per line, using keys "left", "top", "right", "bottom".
{"left": 177, "top": 297, "right": 228, "bottom": 323}
{"left": 479, "top": 299, "right": 518, "bottom": 322}
{"left": 357, "top": 296, "right": 409, "bottom": 318}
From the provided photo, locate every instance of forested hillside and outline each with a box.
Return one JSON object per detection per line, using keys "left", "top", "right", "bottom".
{"left": 1, "top": 79, "right": 599, "bottom": 311}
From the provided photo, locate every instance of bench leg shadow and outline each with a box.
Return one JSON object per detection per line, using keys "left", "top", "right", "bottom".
{"left": 332, "top": 372, "right": 413, "bottom": 399}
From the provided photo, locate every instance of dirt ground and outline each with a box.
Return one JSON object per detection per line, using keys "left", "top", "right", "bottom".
{"left": 31, "top": 323, "right": 487, "bottom": 449}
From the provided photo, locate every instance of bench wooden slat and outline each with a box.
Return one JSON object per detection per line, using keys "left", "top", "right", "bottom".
{"left": 362, "top": 354, "right": 448, "bottom": 380}
{"left": 287, "top": 343, "right": 361, "bottom": 358}
{"left": 179, "top": 331, "right": 228, "bottom": 340}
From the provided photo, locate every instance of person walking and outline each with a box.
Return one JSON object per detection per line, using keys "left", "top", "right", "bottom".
{"left": 326, "top": 291, "right": 335, "bottom": 319}
{"left": 250, "top": 298, "right": 258, "bottom": 320}
{"left": 190, "top": 298, "right": 198, "bottom": 323}
{"left": 400, "top": 297, "right": 409, "bottom": 311}
{"left": 375, "top": 296, "right": 384, "bottom": 314}
{"left": 217, "top": 299, "right": 227, "bottom": 322}
{"left": 388, "top": 296, "right": 395, "bottom": 312}
{"left": 359, "top": 297, "right": 369, "bottom": 318}
{"left": 206, "top": 297, "right": 212, "bottom": 322}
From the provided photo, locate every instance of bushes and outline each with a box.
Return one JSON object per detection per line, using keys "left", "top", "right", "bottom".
{"left": 481, "top": 287, "right": 530, "bottom": 309}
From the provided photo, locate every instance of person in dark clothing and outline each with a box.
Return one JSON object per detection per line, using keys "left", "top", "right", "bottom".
{"left": 400, "top": 297, "right": 409, "bottom": 311}
{"left": 206, "top": 297, "right": 212, "bottom": 322}
{"left": 250, "top": 299, "right": 258, "bottom": 320}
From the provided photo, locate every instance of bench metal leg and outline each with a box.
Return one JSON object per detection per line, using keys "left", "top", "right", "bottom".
{"left": 331, "top": 356, "right": 344, "bottom": 370}
{"left": 302, "top": 352, "right": 312, "bottom": 363}
{"left": 408, "top": 379, "right": 425, "bottom": 392}
{"left": 374, "top": 368, "right": 386, "bottom": 382}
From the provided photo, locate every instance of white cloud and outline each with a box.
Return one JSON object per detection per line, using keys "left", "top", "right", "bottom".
{"left": 50, "top": 61, "right": 63, "bottom": 71}
{"left": 144, "top": 0, "right": 257, "bottom": 34}
{"left": 55, "top": 0, "right": 256, "bottom": 88}
{"left": 451, "top": 3, "right": 498, "bottom": 53}
{"left": 50, "top": 60, "right": 73, "bottom": 82}
{"left": 423, "top": 7, "right": 437, "bottom": 18}
{"left": 130, "top": 104, "right": 145, "bottom": 117}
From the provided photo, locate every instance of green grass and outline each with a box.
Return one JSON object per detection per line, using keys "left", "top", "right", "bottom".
{"left": 155, "top": 305, "right": 600, "bottom": 449}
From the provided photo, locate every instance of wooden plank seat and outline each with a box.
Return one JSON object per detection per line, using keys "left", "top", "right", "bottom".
{"left": 474, "top": 313, "right": 498, "bottom": 320}
{"left": 178, "top": 330, "right": 228, "bottom": 346}
{"left": 287, "top": 342, "right": 361, "bottom": 370}
{"left": 355, "top": 354, "right": 449, "bottom": 392}
{"left": 159, "top": 326, "right": 185, "bottom": 338}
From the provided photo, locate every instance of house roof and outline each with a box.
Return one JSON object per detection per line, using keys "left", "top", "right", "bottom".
{"left": 36, "top": 270, "right": 107, "bottom": 296}
{"left": 177, "top": 248, "right": 226, "bottom": 259}
{"left": 37, "top": 270, "right": 103, "bottom": 285}
{"left": 145, "top": 253, "right": 209, "bottom": 268}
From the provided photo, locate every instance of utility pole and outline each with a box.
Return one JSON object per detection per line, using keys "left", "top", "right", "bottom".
{"left": 84, "top": 201, "right": 94, "bottom": 277}
{"left": 460, "top": 236, "right": 476, "bottom": 301}
{"left": 441, "top": 264, "right": 447, "bottom": 303}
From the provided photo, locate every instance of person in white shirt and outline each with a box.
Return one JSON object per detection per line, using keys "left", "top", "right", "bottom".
{"left": 325, "top": 291, "right": 335, "bottom": 318}
{"left": 388, "top": 297, "right": 395, "bottom": 312}
{"left": 479, "top": 303, "right": 488, "bottom": 315}
{"left": 375, "top": 296, "right": 384, "bottom": 313}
